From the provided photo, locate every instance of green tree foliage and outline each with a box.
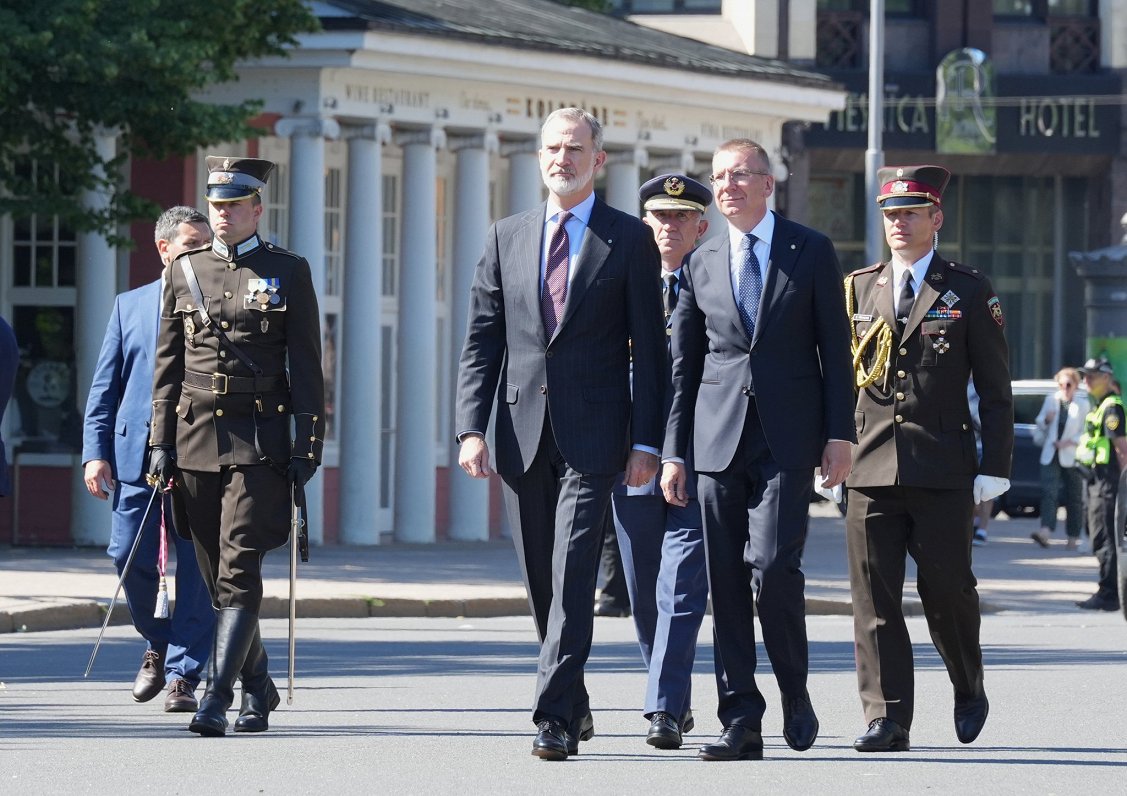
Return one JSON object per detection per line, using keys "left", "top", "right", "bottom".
{"left": 0, "top": 0, "right": 318, "bottom": 241}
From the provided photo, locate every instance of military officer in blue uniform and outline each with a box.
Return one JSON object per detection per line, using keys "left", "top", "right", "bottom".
{"left": 612, "top": 173, "right": 711, "bottom": 750}
{"left": 149, "top": 156, "right": 324, "bottom": 737}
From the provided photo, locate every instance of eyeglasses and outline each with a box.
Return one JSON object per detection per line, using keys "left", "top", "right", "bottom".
{"left": 708, "top": 169, "right": 769, "bottom": 186}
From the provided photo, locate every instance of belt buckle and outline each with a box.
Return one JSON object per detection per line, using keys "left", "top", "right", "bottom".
{"left": 210, "top": 373, "right": 229, "bottom": 395}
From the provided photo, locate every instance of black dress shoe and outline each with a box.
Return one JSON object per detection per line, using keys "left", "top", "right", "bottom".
{"left": 163, "top": 679, "right": 199, "bottom": 713}
{"left": 646, "top": 712, "right": 682, "bottom": 749}
{"left": 566, "top": 711, "right": 595, "bottom": 755}
{"left": 853, "top": 718, "right": 910, "bottom": 752}
{"left": 781, "top": 692, "right": 819, "bottom": 752}
{"left": 593, "top": 598, "right": 630, "bottom": 618}
{"left": 532, "top": 720, "right": 569, "bottom": 761}
{"left": 1076, "top": 594, "right": 1120, "bottom": 611}
{"left": 698, "top": 725, "right": 763, "bottom": 761}
{"left": 954, "top": 692, "right": 989, "bottom": 744}
{"left": 132, "top": 648, "right": 166, "bottom": 703}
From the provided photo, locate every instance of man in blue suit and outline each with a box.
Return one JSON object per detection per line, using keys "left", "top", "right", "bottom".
{"left": 82, "top": 206, "right": 215, "bottom": 712}
{"left": 612, "top": 173, "right": 711, "bottom": 750}
{"left": 662, "top": 140, "right": 855, "bottom": 760}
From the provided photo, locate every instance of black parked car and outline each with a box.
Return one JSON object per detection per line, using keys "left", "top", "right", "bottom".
{"left": 994, "top": 379, "right": 1089, "bottom": 519}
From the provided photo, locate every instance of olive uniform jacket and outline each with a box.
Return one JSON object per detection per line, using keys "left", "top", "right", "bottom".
{"left": 847, "top": 255, "right": 1013, "bottom": 489}
{"left": 150, "top": 236, "right": 324, "bottom": 472}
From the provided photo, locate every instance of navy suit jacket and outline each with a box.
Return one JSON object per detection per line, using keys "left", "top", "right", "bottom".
{"left": 82, "top": 280, "right": 161, "bottom": 485}
{"left": 0, "top": 315, "right": 18, "bottom": 496}
{"left": 456, "top": 198, "right": 665, "bottom": 476}
{"left": 665, "top": 213, "right": 855, "bottom": 471}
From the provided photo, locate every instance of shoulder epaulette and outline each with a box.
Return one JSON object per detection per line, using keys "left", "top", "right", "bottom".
{"left": 262, "top": 241, "right": 303, "bottom": 260}
{"left": 945, "top": 260, "right": 985, "bottom": 279}
{"left": 849, "top": 262, "right": 883, "bottom": 276}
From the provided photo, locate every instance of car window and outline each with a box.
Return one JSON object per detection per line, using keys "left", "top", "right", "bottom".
{"left": 1013, "top": 393, "right": 1044, "bottom": 425}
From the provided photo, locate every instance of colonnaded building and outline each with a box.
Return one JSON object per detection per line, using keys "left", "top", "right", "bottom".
{"left": 0, "top": 0, "right": 845, "bottom": 546}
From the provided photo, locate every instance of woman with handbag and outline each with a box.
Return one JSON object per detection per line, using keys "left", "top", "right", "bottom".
{"left": 1031, "top": 368, "right": 1088, "bottom": 549}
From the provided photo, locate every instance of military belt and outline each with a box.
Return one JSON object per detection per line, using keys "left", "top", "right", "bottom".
{"left": 183, "top": 369, "right": 287, "bottom": 395}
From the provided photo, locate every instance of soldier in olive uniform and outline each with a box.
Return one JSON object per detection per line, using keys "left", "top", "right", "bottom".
{"left": 149, "top": 156, "right": 324, "bottom": 737}
{"left": 844, "top": 165, "right": 1013, "bottom": 753}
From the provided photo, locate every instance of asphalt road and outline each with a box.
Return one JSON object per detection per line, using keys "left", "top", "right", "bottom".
{"left": 2, "top": 609, "right": 1125, "bottom": 794}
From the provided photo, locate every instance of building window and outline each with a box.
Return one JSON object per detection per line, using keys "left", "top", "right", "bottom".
{"left": 609, "top": 0, "right": 722, "bottom": 13}
{"left": 808, "top": 174, "right": 867, "bottom": 272}
{"left": 382, "top": 174, "right": 400, "bottom": 298}
{"left": 10, "top": 305, "right": 80, "bottom": 451}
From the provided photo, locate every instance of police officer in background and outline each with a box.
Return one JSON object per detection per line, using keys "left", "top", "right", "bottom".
{"left": 149, "top": 156, "right": 324, "bottom": 737}
{"left": 611, "top": 173, "right": 710, "bottom": 749}
{"left": 1074, "top": 356, "right": 1124, "bottom": 611}
{"left": 845, "top": 165, "right": 1013, "bottom": 753}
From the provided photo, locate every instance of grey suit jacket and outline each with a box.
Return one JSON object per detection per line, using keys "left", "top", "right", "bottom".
{"left": 456, "top": 198, "right": 665, "bottom": 476}
{"left": 664, "top": 213, "right": 855, "bottom": 472}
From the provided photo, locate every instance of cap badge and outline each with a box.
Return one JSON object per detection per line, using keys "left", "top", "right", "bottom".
{"left": 223, "top": 157, "right": 231, "bottom": 170}
{"left": 663, "top": 176, "right": 685, "bottom": 197}
{"left": 896, "top": 168, "right": 905, "bottom": 178}
{"left": 213, "top": 173, "right": 234, "bottom": 185}
{"left": 892, "top": 180, "right": 909, "bottom": 193}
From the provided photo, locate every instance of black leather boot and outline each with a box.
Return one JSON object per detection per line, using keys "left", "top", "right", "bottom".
{"left": 189, "top": 607, "right": 257, "bottom": 737}
{"left": 233, "top": 622, "right": 280, "bottom": 733}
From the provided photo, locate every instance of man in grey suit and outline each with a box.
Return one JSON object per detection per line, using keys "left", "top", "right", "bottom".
{"left": 661, "top": 139, "right": 855, "bottom": 760}
{"left": 455, "top": 107, "right": 665, "bottom": 761}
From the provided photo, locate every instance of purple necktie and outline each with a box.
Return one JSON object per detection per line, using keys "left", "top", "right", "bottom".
{"left": 541, "top": 211, "right": 571, "bottom": 338}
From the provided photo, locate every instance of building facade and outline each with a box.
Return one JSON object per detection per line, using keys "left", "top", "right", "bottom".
{"left": 0, "top": 0, "right": 843, "bottom": 545}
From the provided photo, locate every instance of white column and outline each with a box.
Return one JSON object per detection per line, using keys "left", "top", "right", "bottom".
{"left": 275, "top": 116, "right": 341, "bottom": 545}
{"left": 503, "top": 141, "right": 542, "bottom": 214}
{"left": 71, "top": 130, "right": 120, "bottom": 546}
{"left": 394, "top": 127, "right": 444, "bottom": 543}
{"left": 447, "top": 133, "right": 497, "bottom": 542}
{"left": 604, "top": 148, "right": 648, "bottom": 216}
{"left": 339, "top": 123, "right": 390, "bottom": 544}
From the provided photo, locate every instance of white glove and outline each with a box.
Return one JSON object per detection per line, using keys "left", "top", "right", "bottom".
{"left": 814, "top": 471, "right": 843, "bottom": 503}
{"left": 973, "top": 474, "right": 1010, "bottom": 505}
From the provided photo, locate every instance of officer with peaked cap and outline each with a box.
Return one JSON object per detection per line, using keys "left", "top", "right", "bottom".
{"left": 1075, "top": 355, "right": 1125, "bottom": 610}
{"left": 844, "top": 164, "right": 1013, "bottom": 752}
{"left": 608, "top": 173, "right": 711, "bottom": 750}
{"left": 148, "top": 155, "right": 324, "bottom": 737}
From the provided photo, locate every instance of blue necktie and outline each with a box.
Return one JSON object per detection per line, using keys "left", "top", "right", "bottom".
{"left": 737, "top": 232, "right": 762, "bottom": 338}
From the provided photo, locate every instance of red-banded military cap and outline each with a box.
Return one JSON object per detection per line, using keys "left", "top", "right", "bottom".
{"left": 205, "top": 156, "right": 275, "bottom": 203}
{"left": 876, "top": 164, "right": 951, "bottom": 210}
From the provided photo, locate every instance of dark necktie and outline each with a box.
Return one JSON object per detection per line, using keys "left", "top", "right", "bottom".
{"left": 896, "top": 272, "right": 915, "bottom": 333}
{"left": 737, "top": 232, "right": 762, "bottom": 338}
{"left": 541, "top": 211, "right": 571, "bottom": 338}
{"left": 663, "top": 272, "right": 678, "bottom": 320}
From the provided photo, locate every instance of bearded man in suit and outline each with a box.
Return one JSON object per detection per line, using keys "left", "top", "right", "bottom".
{"left": 455, "top": 107, "right": 665, "bottom": 761}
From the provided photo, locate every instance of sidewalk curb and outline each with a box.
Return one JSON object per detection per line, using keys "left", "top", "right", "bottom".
{"left": 0, "top": 594, "right": 1015, "bottom": 634}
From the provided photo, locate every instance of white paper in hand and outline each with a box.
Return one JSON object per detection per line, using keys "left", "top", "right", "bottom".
{"left": 814, "top": 471, "right": 843, "bottom": 503}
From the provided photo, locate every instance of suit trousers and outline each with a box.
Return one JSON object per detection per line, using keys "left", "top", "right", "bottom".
{"left": 109, "top": 480, "right": 215, "bottom": 685}
{"left": 845, "top": 485, "right": 983, "bottom": 729}
{"left": 501, "top": 416, "right": 616, "bottom": 732}
{"left": 696, "top": 400, "right": 815, "bottom": 730}
{"left": 612, "top": 492, "right": 707, "bottom": 719}
{"left": 172, "top": 465, "right": 291, "bottom": 613}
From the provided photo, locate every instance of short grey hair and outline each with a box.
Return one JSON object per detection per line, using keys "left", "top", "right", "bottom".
{"left": 541, "top": 107, "right": 604, "bottom": 153}
{"left": 154, "top": 205, "right": 208, "bottom": 245}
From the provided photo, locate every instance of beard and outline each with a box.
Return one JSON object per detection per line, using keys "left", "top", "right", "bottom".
{"left": 542, "top": 163, "right": 594, "bottom": 198}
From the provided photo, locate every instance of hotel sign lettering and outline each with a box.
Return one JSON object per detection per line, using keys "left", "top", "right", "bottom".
{"left": 806, "top": 71, "right": 1119, "bottom": 155}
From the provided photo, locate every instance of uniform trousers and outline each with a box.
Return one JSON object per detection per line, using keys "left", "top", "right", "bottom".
{"left": 110, "top": 480, "right": 214, "bottom": 685}
{"left": 172, "top": 465, "right": 290, "bottom": 613}
{"left": 846, "top": 485, "right": 983, "bottom": 729}
{"left": 501, "top": 416, "right": 616, "bottom": 734}
{"left": 1086, "top": 471, "right": 1120, "bottom": 602}
{"left": 697, "top": 400, "right": 814, "bottom": 730}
